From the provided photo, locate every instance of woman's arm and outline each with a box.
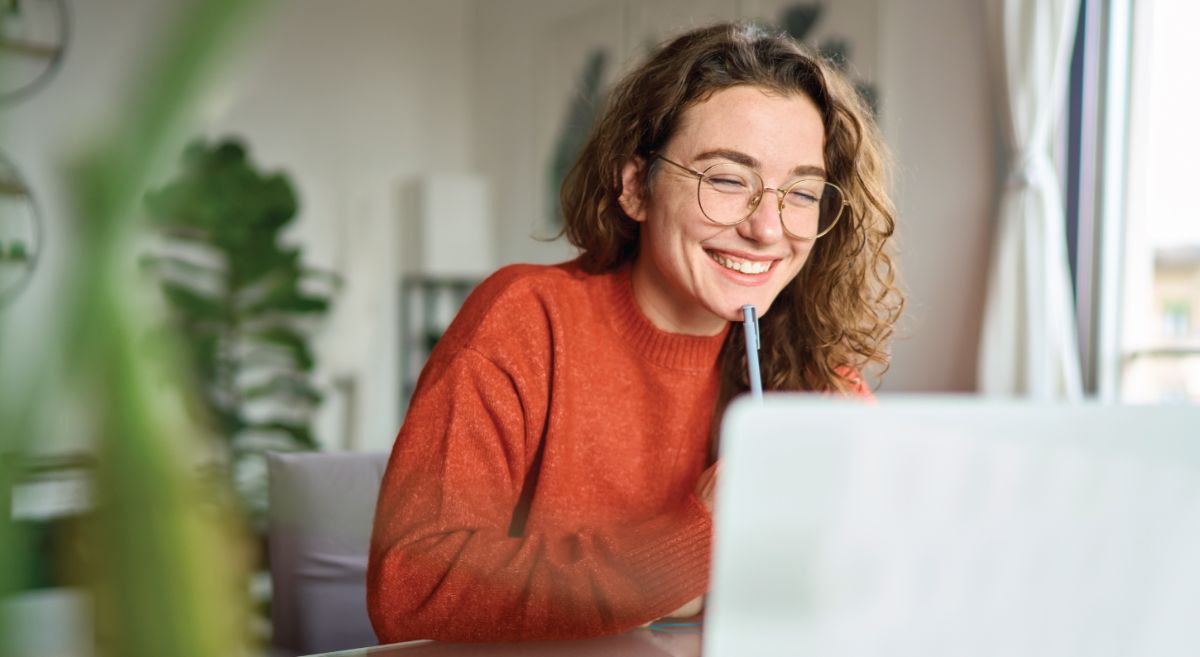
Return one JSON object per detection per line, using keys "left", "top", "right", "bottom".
{"left": 367, "top": 348, "right": 712, "bottom": 643}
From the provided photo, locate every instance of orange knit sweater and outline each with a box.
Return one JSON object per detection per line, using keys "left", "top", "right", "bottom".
{"left": 367, "top": 260, "right": 868, "bottom": 643}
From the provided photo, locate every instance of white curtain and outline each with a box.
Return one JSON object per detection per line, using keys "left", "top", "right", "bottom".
{"left": 977, "top": 0, "right": 1083, "bottom": 399}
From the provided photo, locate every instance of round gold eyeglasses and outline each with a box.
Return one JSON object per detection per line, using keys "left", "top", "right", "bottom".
{"left": 655, "top": 155, "right": 848, "bottom": 240}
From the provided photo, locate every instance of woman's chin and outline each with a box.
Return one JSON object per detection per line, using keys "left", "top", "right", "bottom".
{"left": 719, "top": 299, "right": 773, "bottom": 322}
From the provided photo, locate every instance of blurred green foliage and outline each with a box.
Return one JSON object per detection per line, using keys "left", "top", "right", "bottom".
{"left": 1, "top": 1, "right": 272, "bottom": 656}
{"left": 142, "top": 138, "right": 335, "bottom": 522}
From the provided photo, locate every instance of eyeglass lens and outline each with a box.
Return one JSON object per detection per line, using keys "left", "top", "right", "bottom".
{"left": 696, "top": 162, "right": 843, "bottom": 238}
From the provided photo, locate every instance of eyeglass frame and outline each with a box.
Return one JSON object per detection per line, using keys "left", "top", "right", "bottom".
{"left": 652, "top": 153, "right": 849, "bottom": 241}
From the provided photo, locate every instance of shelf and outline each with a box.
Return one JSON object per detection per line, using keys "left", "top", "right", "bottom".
{"left": 1124, "top": 346, "right": 1200, "bottom": 361}
{"left": 0, "top": 179, "right": 31, "bottom": 198}
{"left": 0, "top": 38, "right": 61, "bottom": 60}
{"left": 399, "top": 276, "right": 480, "bottom": 412}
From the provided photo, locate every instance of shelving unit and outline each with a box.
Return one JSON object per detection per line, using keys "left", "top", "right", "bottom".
{"left": 399, "top": 275, "right": 480, "bottom": 413}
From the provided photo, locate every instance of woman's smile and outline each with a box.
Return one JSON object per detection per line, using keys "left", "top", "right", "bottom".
{"left": 704, "top": 248, "right": 779, "bottom": 283}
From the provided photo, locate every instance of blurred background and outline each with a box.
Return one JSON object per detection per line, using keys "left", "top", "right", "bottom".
{"left": 3, "top": 0, "right": 1002, "bottom": 458}
{"left": 1, "top": 0, "right": 1196, "bottom": 655}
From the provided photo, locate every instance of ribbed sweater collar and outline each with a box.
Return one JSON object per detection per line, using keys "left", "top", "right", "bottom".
{"left": 598, "top": 264, "right": 730, "bottom": 372}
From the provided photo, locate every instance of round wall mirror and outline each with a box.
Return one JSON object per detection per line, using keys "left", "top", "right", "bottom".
{"left": 0, "top": 0, "right": 68, "bottom": 103}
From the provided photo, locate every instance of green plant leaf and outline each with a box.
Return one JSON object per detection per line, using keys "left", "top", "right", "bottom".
{"left": 243, "top": 325, "right": 315, "bottom": 370}
{"left": 140, "top": 252, "right": 223, "bottom": 275}
{"left": 241, "top": 420, "right": 318, "bottom": 450}
{"left": 241, "top": 373, "right": 322, "bottom": 405}
{"left": 159, "top": 280, "right": 225, "bottom": 321}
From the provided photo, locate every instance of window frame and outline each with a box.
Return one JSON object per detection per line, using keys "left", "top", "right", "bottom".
{"left": 1067, "top": 0, "right": 1135, "bottom": 401}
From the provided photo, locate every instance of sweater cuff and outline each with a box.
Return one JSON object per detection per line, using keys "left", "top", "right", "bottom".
{"left": 624, "top": 495, "right": 713, "bottom": 616}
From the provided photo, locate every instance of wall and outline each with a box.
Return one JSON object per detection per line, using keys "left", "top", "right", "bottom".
{"left": 204, "top": 0, "right": 477, "bottom": 451}
{"left": 875, "top": 0, "right": 996, "bottom": 391}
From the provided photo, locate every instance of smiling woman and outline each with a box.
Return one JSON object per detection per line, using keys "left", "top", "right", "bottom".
{"left": 619, "top": 86, "right": 830, "bottom": 336}
{"left": 367, "top": 21, "right": 903, "bottom": 644}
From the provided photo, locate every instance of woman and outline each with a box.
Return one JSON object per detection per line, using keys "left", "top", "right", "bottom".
{"left": 367, "top": 22, "right": 902, "bottom": 643}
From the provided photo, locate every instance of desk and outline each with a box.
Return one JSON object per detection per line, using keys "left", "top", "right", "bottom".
{"left": 301, "top": 626, "right": 702, "bottom": 657}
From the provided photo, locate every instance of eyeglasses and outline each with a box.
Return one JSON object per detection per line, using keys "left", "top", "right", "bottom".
{"left": 654, "top": 155, "right": 848, "bottom": 240}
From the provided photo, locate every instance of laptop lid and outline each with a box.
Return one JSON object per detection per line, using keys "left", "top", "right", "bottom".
{"left": 705, "top": 396, "right": 1200, "bottom": 657}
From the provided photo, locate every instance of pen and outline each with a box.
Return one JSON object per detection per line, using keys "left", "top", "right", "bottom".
{"left": 648, "top": 621, "right": 703, "bottom": 630}
{"left": 742, "top": 304, "right": 763, "bottom": 402}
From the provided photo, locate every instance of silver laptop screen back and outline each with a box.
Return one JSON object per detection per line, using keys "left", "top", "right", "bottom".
{"left": 706, "top": 397, "right": 1200, "bottom": 657}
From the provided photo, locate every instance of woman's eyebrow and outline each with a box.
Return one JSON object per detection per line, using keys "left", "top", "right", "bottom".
{"left": 693, "top": 148, "right": 827, "bottom": 179}
{"left": 694, "top": 148, "right": 759, "bottom": 168}
{"left": 789, "top": 164, "right": 827, "bottom": 179}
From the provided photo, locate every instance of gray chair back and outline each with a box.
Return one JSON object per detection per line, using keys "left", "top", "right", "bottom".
{"left": 267, "top": 450, "right": 390, "bottom": 656}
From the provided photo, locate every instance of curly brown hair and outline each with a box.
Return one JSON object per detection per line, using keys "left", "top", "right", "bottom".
{"left": 561, "top": 22, "right": 903, "bottom": 418}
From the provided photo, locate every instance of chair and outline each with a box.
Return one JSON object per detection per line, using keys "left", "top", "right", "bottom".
{"left": 267, "top": 450, "right": 390, "bottom": 656}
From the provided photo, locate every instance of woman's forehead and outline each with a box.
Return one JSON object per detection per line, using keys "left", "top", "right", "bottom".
{"left": 666, "top": 86, "right": 825, "bottom": 172}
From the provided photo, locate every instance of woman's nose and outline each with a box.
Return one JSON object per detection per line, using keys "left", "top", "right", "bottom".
{"left": 736, "top": 188, "right": 785, "bottom": 244}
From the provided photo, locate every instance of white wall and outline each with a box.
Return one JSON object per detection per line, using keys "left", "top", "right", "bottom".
{"left": 876, "top": 0, "right": 996, "bottom": 391}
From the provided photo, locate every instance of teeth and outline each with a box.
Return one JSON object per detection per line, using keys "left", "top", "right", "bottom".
{"left": 709, "top": 251, "right": 771, "bottom": 274}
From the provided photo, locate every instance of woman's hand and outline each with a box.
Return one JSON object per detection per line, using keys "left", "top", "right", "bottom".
{"left": 663, "top": 594, "right": 704, "bottom": 619}
{"left": 651, "top": 461, "right": 721, "bottom": 622}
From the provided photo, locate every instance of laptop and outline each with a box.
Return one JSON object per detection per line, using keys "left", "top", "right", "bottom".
{"left": 705, "top": 396, "right": 1200, "bottom": 657}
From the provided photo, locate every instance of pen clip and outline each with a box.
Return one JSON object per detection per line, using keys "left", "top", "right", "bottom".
{"left": 743, "top": 304, "right": 760, "bottom": 351}
{"left": 741, "top": 304, "right": 764, "bottom": 402}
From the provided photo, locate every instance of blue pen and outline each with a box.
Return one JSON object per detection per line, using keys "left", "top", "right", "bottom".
{"left": 741, "top": 304, "right": 763, "bottom": 402}
{"left": 648, "top": 621, "right": 704, "bottom": 630}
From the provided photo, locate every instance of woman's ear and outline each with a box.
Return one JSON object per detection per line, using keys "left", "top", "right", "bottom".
{"left": 618, "top": 158, "right": 647, "bottom": 223}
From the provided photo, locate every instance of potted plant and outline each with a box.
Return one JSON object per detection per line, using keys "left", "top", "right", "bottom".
{"left": 142, "top": 138, "right": 337, "bottom": 527}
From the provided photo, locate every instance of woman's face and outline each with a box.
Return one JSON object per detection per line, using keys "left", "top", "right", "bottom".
{"left": 621, "top": 85, "right": 827, "bottom": 336}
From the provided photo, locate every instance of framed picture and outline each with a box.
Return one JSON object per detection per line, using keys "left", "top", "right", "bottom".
{"left": 532, "top": 3, "right": 626, "bottom": 237}
{"left": 745, "top": 0, "right": 880, "bottom": 112}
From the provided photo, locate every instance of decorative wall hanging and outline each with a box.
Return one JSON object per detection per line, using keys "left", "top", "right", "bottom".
{"left": 0, "top": 150, "right": 41, "bottom": 308}
{"left": 0, "top": 0, "right": 69, "bottom": 103}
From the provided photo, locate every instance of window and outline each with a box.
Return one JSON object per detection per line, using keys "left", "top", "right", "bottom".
{"left": 1161, "top": 300, "right": 1190, "bottom": 341}
{"left": 1083, "top": 0, "right": 1200, "bottom": 403}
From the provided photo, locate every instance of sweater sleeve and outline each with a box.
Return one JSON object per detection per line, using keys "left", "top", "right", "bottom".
{"left": 366, "top": 347, "right": 712, "bottom": 643}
